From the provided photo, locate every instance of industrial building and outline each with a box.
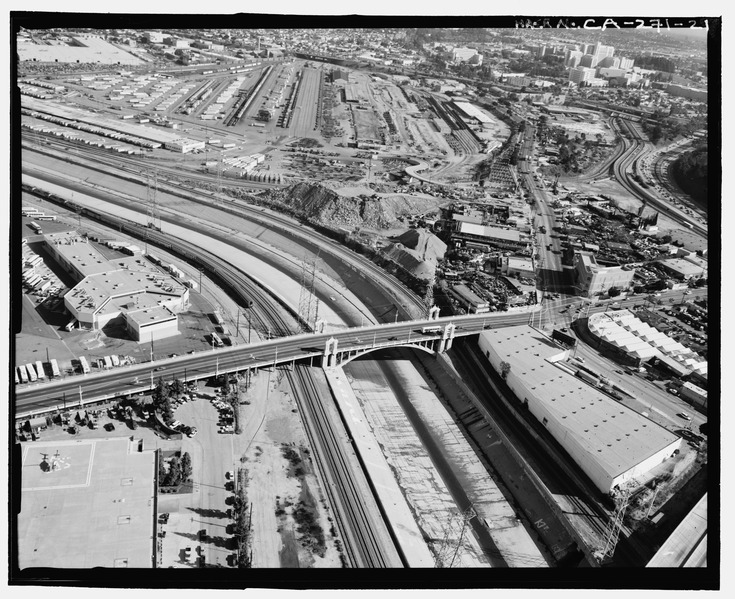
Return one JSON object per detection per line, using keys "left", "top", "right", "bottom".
{"left": 449, "top": 284, "right": 490, "bottom": 314}
{"left": 44, "top": 231, "right": 189, "bottom": 341}
{"left": 452, "top": 222, "right": 531, "bottom": 252}
{"left": 572, "top": 251, "right": 635, "bottom": 297}
{"left": 165, "top": 138, "right": 206, "bottom": 153}
{"left": 657, "top": 257, "right": 706, "bottom": 281}
{"left": 18, "top": 437, "right": 157, "bottom": 568}
{"left": 479, "top": 326, "right": 682, "bottom": 494}
{"left": 587, "top": 310, "right": 707, "bottom": 377}
{"left": 500, "top": 255, "right": 535, "bottom": 278}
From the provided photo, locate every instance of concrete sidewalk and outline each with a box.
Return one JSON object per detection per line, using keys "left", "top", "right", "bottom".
{"left": 322, "top": 366, "right": 435, "bottom": 568}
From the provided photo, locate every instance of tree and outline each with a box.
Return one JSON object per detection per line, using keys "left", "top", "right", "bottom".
{"left": 161, "top": 398, "right": 174, "bottom": 425}
{"left": 608, "top": 286, "right": 621, "bottom": 298}
{"left": 500, "top": 361, "right": 511, "bottom": 380}
{"left": 169, "top": 377, "right": 185, "bottom": 399}
{"left": 181, "top": 452, "right": 193, "bottom": 482}
{"left": 165, "top": 456, "right": 182, "bottom": 486}
{"left": 158, "top": 453, "right": 166, "bottom": 482}
{"left": 152, "top": 377, "right": 170, "bottom": 410}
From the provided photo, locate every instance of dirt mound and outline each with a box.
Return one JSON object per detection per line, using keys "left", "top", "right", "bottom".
{"left": 270, "top": 182, "right": 445, "bottom": 230}
{"left": 381, "top": 243, "right": 436, "bottom": 280}
{"left": 394, "top": 229, "right": 447, "bottom": 262}
{"left": 381, "top": 229, "right": 446, "bottom": 280}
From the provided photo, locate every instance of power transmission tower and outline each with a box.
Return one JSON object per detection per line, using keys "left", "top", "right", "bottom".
{"left": 298, "top": 256, "right": 317, "bottom": 331}
{"left": 217, "top": 151, "right": 224, "bottom": 197}
{"left": 146, "top": 169, "right": 160, "bottom": 230}
{"left": 434, "top": 505, "right": 476, "bottom": 568}
{"left": 596, "top": 484, "right": 633, "bottom": 563}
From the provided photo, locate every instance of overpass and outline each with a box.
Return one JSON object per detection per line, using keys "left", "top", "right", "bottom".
{"left": 14, "top": 310, "right": 537, "bottom": 418}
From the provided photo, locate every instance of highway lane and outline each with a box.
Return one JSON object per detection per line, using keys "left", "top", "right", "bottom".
{"left": 14, "top": 311, "right": 537, "bottom": 416}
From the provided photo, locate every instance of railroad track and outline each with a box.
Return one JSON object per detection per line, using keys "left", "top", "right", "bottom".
{"left": 288, "top": 363, "right": 395, "bottom": 568}
{"left": 22, "top": 140, "right": 427, "bottom": 321}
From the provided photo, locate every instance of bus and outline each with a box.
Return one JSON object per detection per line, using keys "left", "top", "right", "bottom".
{"left": 26, "top": 363, "right": 38, "bottom": 382}
{"left": 18, "top": 365, "right": 29, "bottom": 384}
{"left": 79, "top": 356, "right": 91, "bottom": 374}
{"left": 36, "top": 215, "right": 57, "bottom": 221}
{"left": 421, "top": 325, "right": 442, "bottom": 334}
{"left": 110, "top": 354, "right": 120, "bottom": 367}
{"left": 35, "top": 360, "right": 46, "bottom": 380}
{"left": 50, "top": 358, "right": 60, "bottom": 378}
{"left": 211, "top": 332, "right": 224, "bottom": 347}
{"left": 103, "top": 356, "right": 113, "bottom": 370}
{"left": 29, "top": 223, "right": 43, "bottom": 234}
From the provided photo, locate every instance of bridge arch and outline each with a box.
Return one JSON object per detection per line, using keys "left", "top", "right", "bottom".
{"left": 329, "top": 341, "right": 437, "bottom": 368}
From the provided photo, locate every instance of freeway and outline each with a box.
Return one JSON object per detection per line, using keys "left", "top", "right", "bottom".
{"left": 14, "top": 311, "right": 537, "bottom": 417}
{"left": 612, "top": 119, "right": 707, "bottom": 237}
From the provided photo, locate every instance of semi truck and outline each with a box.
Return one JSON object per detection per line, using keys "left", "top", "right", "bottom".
{"left": 79, "top": 356, "right": 91, "bottom": 374}
{"left": 26, "top": 363, "right": 38, "bottom": 382}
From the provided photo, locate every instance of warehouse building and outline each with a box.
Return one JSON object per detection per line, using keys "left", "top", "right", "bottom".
{"left": 44, "top": 231, "right": 188, "bottom": 341}
{"left": 479, "top": 326, "right": 682, "bottom": 494}
{"left": 587, "top": 310, "right": 707, "bottom": 377}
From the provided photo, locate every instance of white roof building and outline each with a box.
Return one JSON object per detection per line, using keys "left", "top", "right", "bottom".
{"left": 479, "top": 326, "right": 682, "bottom": 494}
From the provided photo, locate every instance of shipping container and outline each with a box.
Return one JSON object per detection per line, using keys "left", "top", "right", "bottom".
{"left": 50, "top": 358, "right": 60, "bottom": 378}
{"left": 18, "top": 364, "right": 29, "bottom": 384}
{"left": 103, "top": 356, "right": 113, "bottom": 369}
{"left": 35, "top": 360, "right": 46, "bottom": 379}
{"left": 110, "top": 354, "right": 120, "bottom": 367}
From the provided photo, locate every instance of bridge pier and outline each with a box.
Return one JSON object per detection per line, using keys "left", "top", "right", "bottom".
{"left": 324, "top": 336, "right": 339, "bottom": 368}
{"left": 438, "top": 322, "right": 456, "bottom": 353}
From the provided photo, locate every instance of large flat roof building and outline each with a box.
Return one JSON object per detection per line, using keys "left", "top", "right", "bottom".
{"left": 18, "top": 437, "right": 157, "bottom": 568}
{"left": 44, "top": 231, "right": 188, "bottom": 341}
{"left": 478, "top": 326, "right": 682, "bottom": 494}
